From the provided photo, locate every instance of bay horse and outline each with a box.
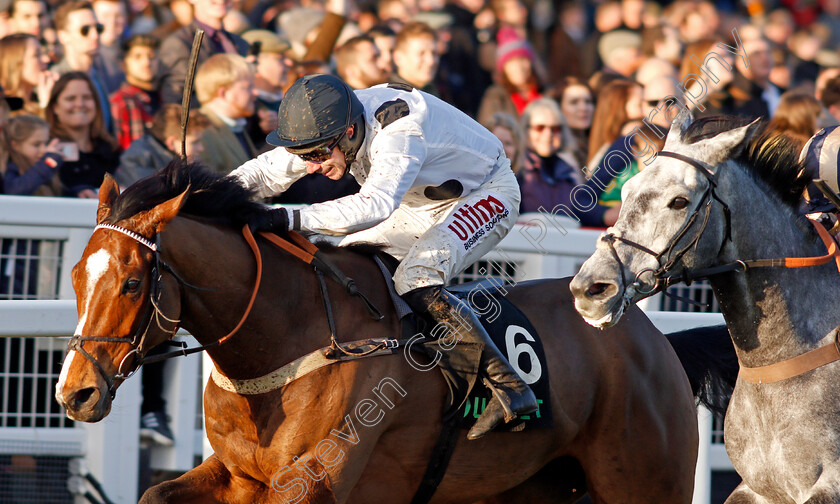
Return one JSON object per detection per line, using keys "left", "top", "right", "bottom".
{"left": 571, "top": 111, "right": 840, "bottom": 503}
{"left": 55, "top": 162, "right": 730, "bottom": 503}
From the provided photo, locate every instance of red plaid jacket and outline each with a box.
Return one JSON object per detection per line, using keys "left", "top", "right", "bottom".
{"left": 110, "top": 83, "right": 160, "bottom": 151}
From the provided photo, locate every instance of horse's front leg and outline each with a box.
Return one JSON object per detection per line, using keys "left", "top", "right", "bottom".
{"left": 140, "top": 453, "right": 337, "bottom": 504}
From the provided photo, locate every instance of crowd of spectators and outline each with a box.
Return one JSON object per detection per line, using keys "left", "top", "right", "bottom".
{"left": 3, "top": 0, "right": 840, "bottom": 213}
{"left": 4, "top": 0, "right": 840, "bottom": 443}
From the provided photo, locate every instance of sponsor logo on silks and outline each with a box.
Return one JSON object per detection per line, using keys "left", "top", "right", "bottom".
{"left": 446, "top": 195, "right": 510, "bottom": 251}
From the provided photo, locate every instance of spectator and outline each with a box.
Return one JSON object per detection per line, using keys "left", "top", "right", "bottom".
{"left": 194, "top": 53, "right": 257, "bottom": 175}
{"left": 0, "top": 33, "right": 56, "bottom": 114}
{"left": 240, "top": 29, "right": 290, "bottom": 153}
{"left": 766, "top": 92, "right": 822, "bottom": 149}
{"left": 643, "top": 76, "right": 681, "bottom": 130}
{"left": 551, "top": 77, "right": 595, "bottom": 169}
{"left": 51, "top": 1, "right": 116, "bottom": 132}
{"left": 8, "top": 0, "right": 47, "bottom": 38}
{"left": 596, "top": 29, "right": 642, "bottom": 79}
{"left": 640, "top": 24, "right": 682, "bottom": 67}
{"left": 477, "top": 26, "right": 542, "bottom": 125}
{"left": 3, "top": 114, "right": 63, "bottom": 195}
{"left": 727, "top": 37, "right": 783, "bottom": 118}
{"left": 391, "top": 21, "right": 439, "bottom": 95}
{"left": 517, "top": 98, "right": 618, "bottom": 227}
{"left": 0, "top": 84, "right": 24, "bottom": 181}
{"left": 679, "top": 39, "right": 736, "bottom": 117}
{"left": 45, "top": 72, "right": 120, "bottom": 197}
{"left": 116, "top": 104, "right": 209, "bottom": 192}
{"left": 110, "top": 34, "right": 161, "bottom": 150}
{"left": 0, "top": 1, "right": 12, "bottom": 40}
{"left": 368, "top": 24, "right": 396, "bottom": 77}
{"left": 335, "top": 34, "right": 389, "bottom": 90}
{"left": 483, "top": 111, "right": 525, "bottom": 173}
{"left": 635, "top": 57, "right": 677, "bottom": 87}
{"left": 580, "top": 1, "right": 622, "bottom": 77}
{"left": 91, "top": 0, "right": 128, "bottom": 86}
{"left": 820, "top": 75, "right": 840, "bottom": 126}
{"left": 816, "top": 68, "right": 840, "bottom": 102}
{"left": 159, "top": 0, "right": 248, "bottom": 105}
{"left": 587, "top": 80, "right": 644, "bottom": 206}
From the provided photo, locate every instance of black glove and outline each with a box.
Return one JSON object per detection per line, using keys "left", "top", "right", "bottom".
{"left": 243, "top": 206, "right": 290, "bottom": 234}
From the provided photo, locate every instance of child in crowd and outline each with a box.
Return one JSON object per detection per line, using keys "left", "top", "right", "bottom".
{"left": 110, "top": 34, "right": 162, "bottom": 150}
{"left": 3, "top": 114, "right": 64, "bottom": 196}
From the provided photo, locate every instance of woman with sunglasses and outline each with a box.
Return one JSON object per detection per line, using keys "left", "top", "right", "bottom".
{"left": 517, "top": 98, "right": 618, "bottom": 227}
{"left": 232, "top": 74, "right": 537, "bottom": 441}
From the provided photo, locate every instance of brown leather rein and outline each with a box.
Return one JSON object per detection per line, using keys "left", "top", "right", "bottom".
{"left": 609, "top": 150, "right": 840, "bottom": 384}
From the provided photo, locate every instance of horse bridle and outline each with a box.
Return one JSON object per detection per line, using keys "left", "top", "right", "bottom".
{"left": 66, "top": 222, "right": 386, "bottom": 401}
{"left": 67, "top": 224, "right": 184, "bottom": 400}
{"left": 603, "top": 150, "right": 840, "bottom": 302}
{"left": 602, "top": 150, "right": 733, "bottom": 297}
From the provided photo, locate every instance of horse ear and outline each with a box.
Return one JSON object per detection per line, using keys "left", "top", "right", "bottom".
{"left": 700, "top": 117, "right": 763, "bottom": 159}
{"left": 96, "top": 174, "right": 120, "bottom": 224}
{"left": 123, "top": 188, "right": 190, "bottom": 237}
{"left": 663, "top": 106, "right": 694, "bottom": 150}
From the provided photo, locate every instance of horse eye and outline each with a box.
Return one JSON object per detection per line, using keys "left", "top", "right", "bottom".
{"left": 124, "top": 279, "right": 140, "bottom": 293}
{"left": 669, "top": 197, "right": 689, "bottom": 210}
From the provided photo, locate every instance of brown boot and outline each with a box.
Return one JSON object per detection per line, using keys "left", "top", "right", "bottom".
{"left": 404, "top": 286, "right": 537, "bottom": 440}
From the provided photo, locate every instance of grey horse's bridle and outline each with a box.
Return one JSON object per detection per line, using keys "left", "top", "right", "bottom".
{"left": 600, "top": 150, "right": 733, "bottom": 297}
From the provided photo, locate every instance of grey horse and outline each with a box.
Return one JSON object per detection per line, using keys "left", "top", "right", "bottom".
{"left": 570, "top": 111, "right": 840, "bottom": 503}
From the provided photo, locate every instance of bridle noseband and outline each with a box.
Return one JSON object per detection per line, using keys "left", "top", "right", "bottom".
{"left": 603, "top": 150, "right": 732, "bottom": 296}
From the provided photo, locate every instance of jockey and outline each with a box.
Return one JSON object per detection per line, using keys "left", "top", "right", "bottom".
{"left": 230, "top": 74, "right": 537, "bottom": 439}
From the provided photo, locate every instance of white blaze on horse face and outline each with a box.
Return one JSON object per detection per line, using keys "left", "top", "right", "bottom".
{"left": 77, "top": 248, "right": 112, "bottom": 335}
{"left": 57, "top": 249, "right": 112, "bottom": 398}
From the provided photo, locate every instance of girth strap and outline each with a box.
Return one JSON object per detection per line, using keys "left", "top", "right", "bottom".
{"left": 739, "top": 329, "right": 840, "bottom": 384}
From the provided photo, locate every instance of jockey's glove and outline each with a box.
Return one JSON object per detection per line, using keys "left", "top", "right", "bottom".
{"left": 244, "top": 206, "right": 291, "bottom": 234}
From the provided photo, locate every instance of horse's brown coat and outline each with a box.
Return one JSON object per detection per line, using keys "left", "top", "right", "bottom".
{"left": 56, "top": 176, "right": 699, "bottom": 503}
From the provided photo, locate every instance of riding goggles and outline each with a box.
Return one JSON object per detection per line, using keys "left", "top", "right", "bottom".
{"left": 290, "top": 130, "right": 346, "bottom": 163}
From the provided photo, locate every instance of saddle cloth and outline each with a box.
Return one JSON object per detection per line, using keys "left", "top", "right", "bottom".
{"left": 374, "top": 254, "right": 553, "bottom": 431}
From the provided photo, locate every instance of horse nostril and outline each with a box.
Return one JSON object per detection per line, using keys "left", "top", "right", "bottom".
{"left": 73, "top": 387, "right": 97, "bottom": 409}
{"left": 586, "top": 283, "right": 610, "bottom": 297}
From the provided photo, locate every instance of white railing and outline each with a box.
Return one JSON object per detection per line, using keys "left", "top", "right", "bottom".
{"left": 0, "top": 195, "right": 732, "bottom": 504}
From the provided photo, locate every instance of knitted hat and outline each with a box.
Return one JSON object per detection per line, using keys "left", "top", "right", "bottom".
{"left": 495, "top": 27, "right": 536, "bottom": 73}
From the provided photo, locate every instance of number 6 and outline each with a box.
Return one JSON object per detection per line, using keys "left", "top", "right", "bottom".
{"left": 504, "top": 325, "right": 541, "bottom": 384}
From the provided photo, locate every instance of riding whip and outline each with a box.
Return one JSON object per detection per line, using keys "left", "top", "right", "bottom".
{"left": 180, "top": 29, "right": 205, "bottom": 161}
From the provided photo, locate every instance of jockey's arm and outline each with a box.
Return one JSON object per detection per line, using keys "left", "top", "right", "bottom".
{"left": 296, "top": 124, "right": 427, "bottom": 236}
{"left": 229, "top": 147, "right": 309, "bottom": 199}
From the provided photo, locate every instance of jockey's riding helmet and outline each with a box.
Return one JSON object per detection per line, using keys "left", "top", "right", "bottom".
{"left": 267, "top": 74, "right": 365, "bottom": 163}
{"left": 801, "top": 125, "right": 840, "bottom": 196}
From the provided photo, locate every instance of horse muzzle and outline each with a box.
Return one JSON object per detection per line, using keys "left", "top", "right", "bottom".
{"left": 55, "top": 352, "right": 114, "bottom": 422}
{"left": 570, "top": 256, "right": 629, "bottom": 329}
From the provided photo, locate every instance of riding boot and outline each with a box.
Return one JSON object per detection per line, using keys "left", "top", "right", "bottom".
{"left": 404, "top": 286, "right": 538, "bottom": 440}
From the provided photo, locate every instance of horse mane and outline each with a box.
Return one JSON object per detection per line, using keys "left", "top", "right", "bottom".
{"left": 106, "top": 160, "right": 264, "bottom": 225}
{"left": 680, "top": 116, "right": 810, "bottom": 209}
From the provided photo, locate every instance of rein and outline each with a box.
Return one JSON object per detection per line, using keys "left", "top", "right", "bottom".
{"left": 606, "top": 150, "right": 840, "bottom": 383}
{"left": 69, "top": 222, "right": 386, "bottom": 398}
